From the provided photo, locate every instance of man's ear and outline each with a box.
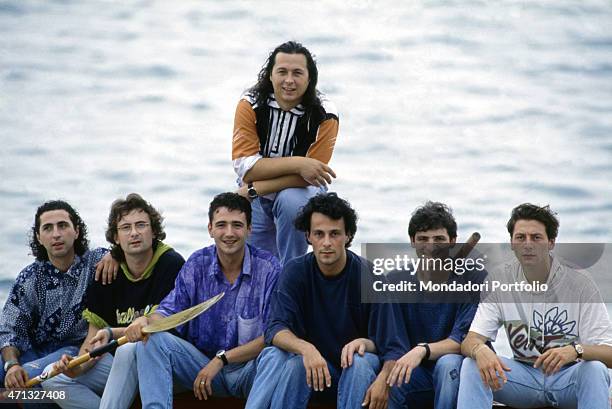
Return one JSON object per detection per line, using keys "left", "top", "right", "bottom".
{"left": 548, "top": 239, "right": 556, "bottom": 251}
{"left": 208, "top": 223, "right": 213, "bottom": 238}
{"left": 449, "top": 237, "right": 457, "bottom": 247}
{"left": 305, "top": 232, "right": 311, "bottom": 246}
{"left": 74, "top": 226, "right": 80, "bottom": 239}
{"left": 410, "top": 237, "right": 416, "bottom": 248}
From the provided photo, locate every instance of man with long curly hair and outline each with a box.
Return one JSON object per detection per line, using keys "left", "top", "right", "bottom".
{"left": 0, "top": 200, "right": 107, "bottom": 402}
{"left": 232, "top": 41, "right": 339, "bottom": 266}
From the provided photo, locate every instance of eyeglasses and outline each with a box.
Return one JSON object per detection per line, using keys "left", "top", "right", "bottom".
{"left": 117, "top": 222, "right": 150, "bottom": 234}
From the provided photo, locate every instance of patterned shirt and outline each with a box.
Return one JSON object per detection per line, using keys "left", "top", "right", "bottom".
{"left": 0, "top": 248, "right": 107, "bottom": 352}
{"left": 156, "top": 244, "right": 280, "bottom": 358}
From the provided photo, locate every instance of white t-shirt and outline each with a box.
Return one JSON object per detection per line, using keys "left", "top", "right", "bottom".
{"left": 470, "top": 256, "right": 612, "bottom": 363}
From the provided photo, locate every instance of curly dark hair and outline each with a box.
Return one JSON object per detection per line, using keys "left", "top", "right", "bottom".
{"left": 507, "top": 203, "right": 559, "bottom": 240}
{"left": 30, "top": 200, "right": 89, "bottom": 261}
{"left": 105, "top": 193, "right": 166, "bottom": 262}
{"left": 294, "top": 192, "right": 357, "bottom": 248}
{"left": 247, "top": 40, "right": 321, "bottom": 109}
{"left": 408, "top": 201, "right": 458, "bottom": 240}
{"left": 208, "top": 192, "right": 252, "bottom": 226}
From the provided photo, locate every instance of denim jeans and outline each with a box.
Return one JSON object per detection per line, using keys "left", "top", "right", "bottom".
{"left": 136, "top": 332, "right": 256, "bottom": 409}
{"left": 249, "top": 186, "right": 323, "bottom": 266}
{"left": 0, "top": 343, "right": 79, "bottom": 409}
{"left": 42, "top": 342, "right": 139, "bottom": 409}
{"left": 245, "top": 346, "right": 381, "bottom": 409}
{"left": 42, "top": 352, "right": 113, "bottom": 409}
{"left": 457, "top": 356, "right": 611, "bottom": 409}
{"left": 389, "top": 353, "right": 464, "bottom": 409}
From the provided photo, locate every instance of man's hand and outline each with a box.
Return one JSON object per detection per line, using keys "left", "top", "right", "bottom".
{"left": 4, "top": 365, "right": 27, "bottom": 388}
{"left": 89, "top": 328, "right": 111, "bottom": 351}
{"left": 387, "top": 347, "right": 426, "bottom": 387}
{"left": 341, "top": 338, "right": 374, "bottom": 368}
{"left": 362, "top": 376, "right": 389, "bottom": 409}
{"left": 193, "top": 358, "right": 223, "bottom": 400}
{"left": 235, "top": 185, "right": 250, "bottom": 201}
{"left": 297, "top": 158, "right": 336, "bottom": 187}
{"left": 302, "top": 344, "right": 332, "bottom": 392}
{"left": 95, "top": 252, "right": 119, "bottom": 285}
{"left": 125, "top": 316, "right": 148, "bottom": 343}
{"left": 533, "top": 345, "right": 577, "bottom": 375}
{"left": 474, "top": 345, "right": 511, "bottom": 391}
{"left": 51, "top": 354, "right": 82, "bottom": 378}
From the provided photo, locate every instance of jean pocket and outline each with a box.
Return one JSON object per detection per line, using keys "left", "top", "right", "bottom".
{"left": 237, "top": 314, "right": 263, "bottom": 345}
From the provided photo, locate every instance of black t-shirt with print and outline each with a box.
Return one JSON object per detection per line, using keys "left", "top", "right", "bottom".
{"left": 85, "top": 249, "right": 184, "bottom": 327}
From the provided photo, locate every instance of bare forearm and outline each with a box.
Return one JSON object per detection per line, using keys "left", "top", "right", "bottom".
{"left": 243, "top": 157, "right": 305, "bottom": 182}
{"left": 461, "top": 331, "right": 488, "bottom": 358}
{"left": 226, "top": 336, "right": 265, "bottom": 364}
{"left": 583, "top": 345, "right": 612, "bottom": 367}
{"left": 429, "top": 338, "right": 461, "bottom": 360}
{"left": 251, "top": 175, "right": 310, "bottom": 196}
{"left": 376, "top": 360, "right": 395, "bottom": 383}
{"left": 1, "top": 346, "right": 19, "bottom": 362}
{"left": 273, "top": 329, "right": 314, "bottom": 355}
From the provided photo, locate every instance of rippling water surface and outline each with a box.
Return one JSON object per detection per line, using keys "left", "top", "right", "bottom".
{"left": 1, "top": 0, "right": 611, "bottom": 309}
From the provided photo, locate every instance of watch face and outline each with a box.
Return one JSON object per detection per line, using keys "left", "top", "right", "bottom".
{"left": 576, "top": 344, "right": 584, "bottom": 354}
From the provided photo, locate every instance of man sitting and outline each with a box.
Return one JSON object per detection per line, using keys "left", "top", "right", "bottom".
{"left": 43, "top": 193, "right": 184, "bottom": 409}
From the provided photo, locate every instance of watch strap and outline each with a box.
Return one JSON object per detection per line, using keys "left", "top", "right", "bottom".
{"left": 4, "top": 359, "right": 19, "bottom": 372}
{"left": 216, "top": 350, "right": 228, "bottom": 366}
{"left": 417, "top": 343, "right": 431, "bottom": 361}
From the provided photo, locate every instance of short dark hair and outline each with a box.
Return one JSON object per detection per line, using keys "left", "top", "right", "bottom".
{"left": 294, "top": 192, "right": 358, "bottom": 248}
{"left": 408, "top": 201, "right": 457, "bottom": 240}
{"left": 105, "top": 193, "right": 165, "bottom": 262}
{"left": 247, "top": 40, "right": 321, "bottom": 109}
{"left": 507, "top": 203, "right": 559, "bottom": 240}
{"left": 30, "top": 200, "right": 89, "bottom": 261}
{"left": 208, "top": 193, "right": 252, "bottom": 226}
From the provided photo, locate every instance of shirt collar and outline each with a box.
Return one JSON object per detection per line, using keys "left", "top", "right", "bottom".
{"left": 45, "top": 253, "right": 83, "bottom": 279}
{"left": 267, "top": 93, "right": 305, "bottom": 115}
{"left": 207, "top": 244, "right": 253, "bottom": 280}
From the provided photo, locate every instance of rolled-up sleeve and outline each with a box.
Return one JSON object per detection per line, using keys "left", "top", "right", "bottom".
{"left": 232, "top": 99, "right": 262, "bottom": 182}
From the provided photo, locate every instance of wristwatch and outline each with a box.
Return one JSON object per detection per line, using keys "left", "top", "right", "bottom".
{"left": 215, "top": 349, "right": 228, "bottom": 366}
{"left": 417, "top": 343, "right": 431, "bottom": 361}
{"left": 573, "top": 342, "right": 584, "bottom": 359}
{"left": 247, "top": 183, "right": 258, "bottom": 200}
{"left": 3, "top": 359, "right": 19, "bottom": 372}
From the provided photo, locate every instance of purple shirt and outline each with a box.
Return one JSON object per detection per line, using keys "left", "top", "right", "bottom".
{"left": 156, "top": 244, "right": 280, "bottom": 358}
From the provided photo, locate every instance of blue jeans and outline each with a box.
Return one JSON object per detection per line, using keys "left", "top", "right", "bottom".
{"left": 42, "top": 342, "right": 139, "bottom": 409}
{"left": 136, "top": 332, "right": 256, "bottom": 409}
{"left": 0, "top": 344, "right": 79, "bottom": 409}
{"left": 245, "top": 346, "right": 381, "bottom": 409}
{"left": 249, "top": 186, "right": 323, "bottom": 266}
{"left": 389, "top": 353, "right": 464, "bottom": 409}
{"left": 457, "top": 356, "right": 611, "bottom": 409}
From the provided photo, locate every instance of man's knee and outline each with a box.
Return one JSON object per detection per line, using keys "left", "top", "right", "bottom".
{"left": 434, "top": 354, "right": 464, "bottom": 381}
{"left": 136, "top": 331, "right": 173, "bottom": 356}
{"left": 282, "top": 355, "right": 307, "bottom": 378}
{"left": 114, "top": 342, "right": 137, "bottom": 360}
{"left": 345, "top": 353, "right": 379, "bottom": 377}
{"left": 274, "top": 187, "right": 315, "bottom": 215}
{"left": 459, "top": 357, "right": 479, "bottom": 379}
{"left": 257, "top": 346, "right": 290, "bottom": 366}
{"left": 574, "top": 360, "right": 610, "bottom": 385}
